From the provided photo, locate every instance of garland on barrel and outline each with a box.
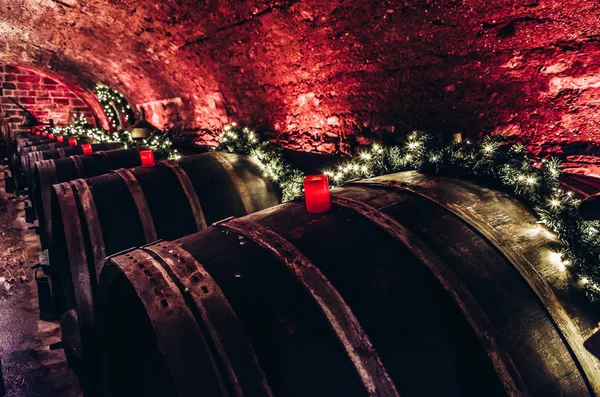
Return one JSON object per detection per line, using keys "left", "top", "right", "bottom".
{"left": 48, "top": 87, "right": 180, "bottom": 161}
{"left": 326, "top": 132, "right": 600, "bottom": 303}
{"left": 218, "top": 125, "right": 600, "bottom": 304}
{"left": 216, "top": 124, "right": 304, "bottom": 202}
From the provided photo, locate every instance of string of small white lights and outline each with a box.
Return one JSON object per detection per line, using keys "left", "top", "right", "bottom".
{"left": 95, "top": 84, "right": 135, "bottom": 130}
{"left": 216, "top": 123, "right": 304, "bottom": 202}
{"left": 48, "top": 84, "right": 180, "bottom": 161}
{"left": 218, "top": 125, "right": 600, "bottom": 304}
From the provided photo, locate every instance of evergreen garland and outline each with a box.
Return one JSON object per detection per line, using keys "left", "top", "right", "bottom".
{"left": 47, "top": 85, "right": 180, "bottom": 160}
{"left": 217, "top": 125, "right": 600, "bottom": 304}
{"left": 50, "top": 114, "right": 180, "bottom": 160}
{"left": 95, "top": 84, "right": 135, "bottom": 129}
{"left": 322, "top": 132, "right": 600, "bottom": 304}
{"left": 215, "top": 124, "right": 304, "bottom": 202}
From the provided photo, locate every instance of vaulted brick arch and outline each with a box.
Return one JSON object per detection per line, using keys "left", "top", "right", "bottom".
{"left": 0, "top": 64, "right": 107, "bottom": 133}
{"left": 3, "top": 0, "right": 600, "bottom": 155}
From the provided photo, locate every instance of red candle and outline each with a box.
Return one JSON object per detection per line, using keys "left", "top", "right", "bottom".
{"left": 82, "top": 144, "right": 93, "bottom": 156}
{"left": 48, "top": 133, "right": 55, "bottom": 140}
{"left": 304, "top": 174, "right": 331, "bottom": 213}
{"left": 35, "top": 131, "right": 40, "bottom": 136}
{"left": 57, "top": 135, "right": 64, "bottom": 143}
{"left": 41, "top": 131, "right": 48, "bottom": 137}
{"left": 139, "top": 150, "right": 155, "bottom": 167}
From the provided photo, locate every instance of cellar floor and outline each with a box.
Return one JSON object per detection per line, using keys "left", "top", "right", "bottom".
{"left": 0, "top": 165, "right": 81, "bottom": 397}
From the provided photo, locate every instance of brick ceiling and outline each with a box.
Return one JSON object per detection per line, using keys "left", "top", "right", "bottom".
{"left": 3, "top": 0, "right": 600, "bottom": 155}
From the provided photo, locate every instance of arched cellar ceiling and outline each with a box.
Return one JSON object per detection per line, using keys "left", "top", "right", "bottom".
{"left": 3, "top": 0, "right": 600, "bottom": 154}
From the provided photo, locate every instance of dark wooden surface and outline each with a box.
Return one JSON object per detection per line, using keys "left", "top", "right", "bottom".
{"left": 49, "top": 152, "right": 282, "bottom": 378}
{"left": 32, "top": 148, "right": 142, "bottom": 250}
{"left": 96, "top": 171, "right": 600, "bottom": 397}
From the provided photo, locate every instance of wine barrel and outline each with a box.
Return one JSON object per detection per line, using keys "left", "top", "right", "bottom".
{"left": 98, "top": 171, "right": 600, "bottom": 397}
{"left": 11, "top": 136, "right": 53, "bottom": 181}
{"left": 16, "top": 136, "right": 53, "bottom": 152}
{"left": 51, "top": 152, "right": 280, "bottom": 346}
{"left": 32, "top": 148, "right": 143, "bottom": 250}
{"left": 20, "top": 140, "right": 74, "bottom": 162}
{"left": 11, "top": 139, "right": 93, "bottom": 191}
{"left": 24, "top": 142, "right": 123, "bottom": 179}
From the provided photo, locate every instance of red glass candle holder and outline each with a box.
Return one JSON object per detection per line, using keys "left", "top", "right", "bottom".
{"left": 139, "top": 150, "right": 155, "bottom": 167}
{"left": 68, "top": 138, "right": 78, "bottom": 147}
{"left": 35, "top": 131, "right": 40, "bottom": 136}
{"left": 82, "top": 144, "right": 93, "bottom": 156}
{"left": 304, "top": 174, "right": 331, "bottom": 213}
{"left": 57, "top": 135, "right": 64, "bottom": 143}
{"left": 41, "top": 131, "right": 48, "bottom": 137}
{"left": 48, "top": 133, "right": 54, "bottom": 140}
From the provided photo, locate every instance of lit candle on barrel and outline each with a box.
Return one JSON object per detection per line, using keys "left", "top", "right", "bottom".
{"left": 304, "top": 174, "right": 331, "bottom": 213}
{"left": 35, "top": 131, "right": 40, "bottom": 136}
{"left": 41, "top": 131, "right": 48, "bottom": 137}
{"left": 68, "top": 138, "right": 78, "bottom": 147}
{"left": 57, "top": 135, "right": 64, "bottom": 143}
{"left": 82, "top": 144, "right": 93, "bottom": 156}
{"left": 48, "top": 133, "right": 54, "bottom": 140}
{"left": 139, "top": 150, "right": 155, "bottom": 167}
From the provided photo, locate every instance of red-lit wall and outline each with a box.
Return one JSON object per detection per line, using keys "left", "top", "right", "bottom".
{"left": 0, "top": 65, "right": 95, "bottom": 134}
{"left": 4, "top": 1, "right": 600, "bottom": 162}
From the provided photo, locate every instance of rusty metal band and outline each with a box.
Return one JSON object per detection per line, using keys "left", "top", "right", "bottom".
{"left": 219, "top": 218, "right": 398, "bottom": 397}
{"left": 70, "top": 179, "right": 106, "bottom": 284}
{"left": 38, "top": 160, "right": 58, "bottom": 245}
{"left": 24, "top": 152, "right": 33, "bottom": 176}
{"left": 113, "top": 168, "right": 158, "bottom": 243}
{"left": 353, "top": 179, "right": 600, "bottom": 396}
{"left": 53, "top": 182, "right": 96, "bottom": 339}
{"left": 34, "top": 151, "right": 44, "bottom": 173}
{"left": 57, "top": 147, "right": 66, "bottom": 159}
{"left": 25, "top": 152, "right": 35, "bottom": 176}
{"left": 143, "top": 241, "right": 274, "bottom": 397}
{"left": 160, "top": 160, "right": 207, "bottom": 231}
{"left": 212, "top": 152, "right": 256, "bottom": 215}
{"left": 107, "top": 250, "right": 228, "bottom": 397}
{"left": 27, "top": 151, "right": 43, "bottom": 177}
{"left": 332, "top": 195, "right": 527, "bottom": 396}
{"left": 71, "top": 155, "right": 84, "bottom": 178}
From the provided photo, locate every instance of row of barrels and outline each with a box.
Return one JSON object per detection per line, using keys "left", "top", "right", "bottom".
{"left": 87, "top": 172, "right": 600, "bottom": 397}
{"left": 7, "top": 128, "right": 600, "bottom": 396}
{"left": 5, "top": 129, "right": 284, "bottom": 396}
{"left": 8, "top": 130, "right": 281, "bottom": 307}
{"left": 7, "top": 129, "right": 95, "bottom": 192}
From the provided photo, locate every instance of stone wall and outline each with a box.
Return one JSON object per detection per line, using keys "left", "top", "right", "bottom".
{"left": 0, "top": 65, "right": 95, "bottom": 134}
{"left": 3, "top": 0, "right": 600, "bottom": 157}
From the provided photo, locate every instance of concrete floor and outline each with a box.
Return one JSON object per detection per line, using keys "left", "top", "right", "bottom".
{"left": 0, "top": 166, "right": 81, "bottom": 397}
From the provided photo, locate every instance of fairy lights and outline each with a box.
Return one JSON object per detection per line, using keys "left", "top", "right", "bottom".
{"left": 321, "top": 131, "right": 600, "bottom": 304}
{"left": 216, "top": 124, "right": 303, "bottom": 202}
{"left": 95, "top": 84, "right": 135, "bottom": 130}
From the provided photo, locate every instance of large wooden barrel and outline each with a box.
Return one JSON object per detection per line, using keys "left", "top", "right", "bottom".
{"left": 98, "top": 171, "right": 600, "bottom": 397}
{"left": 16, "top": 136, "right": 53, "bottom": 152}
{"left": 32, "top": 148, "right": 143, "bottom": 250}
{"left": 20, "top": 141, "right": 74, "bottom": 164}
{"left": 18, "top": 136, "right": 84, "bottom": 165}
{"left": 10, "top": 136, "right": 54, "bottom": 187}
{"left": 24, "top": 142, "right": 123, "bottom": 180}
{"left": 51, "top": 152, "right": 280, "bottom": 324}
